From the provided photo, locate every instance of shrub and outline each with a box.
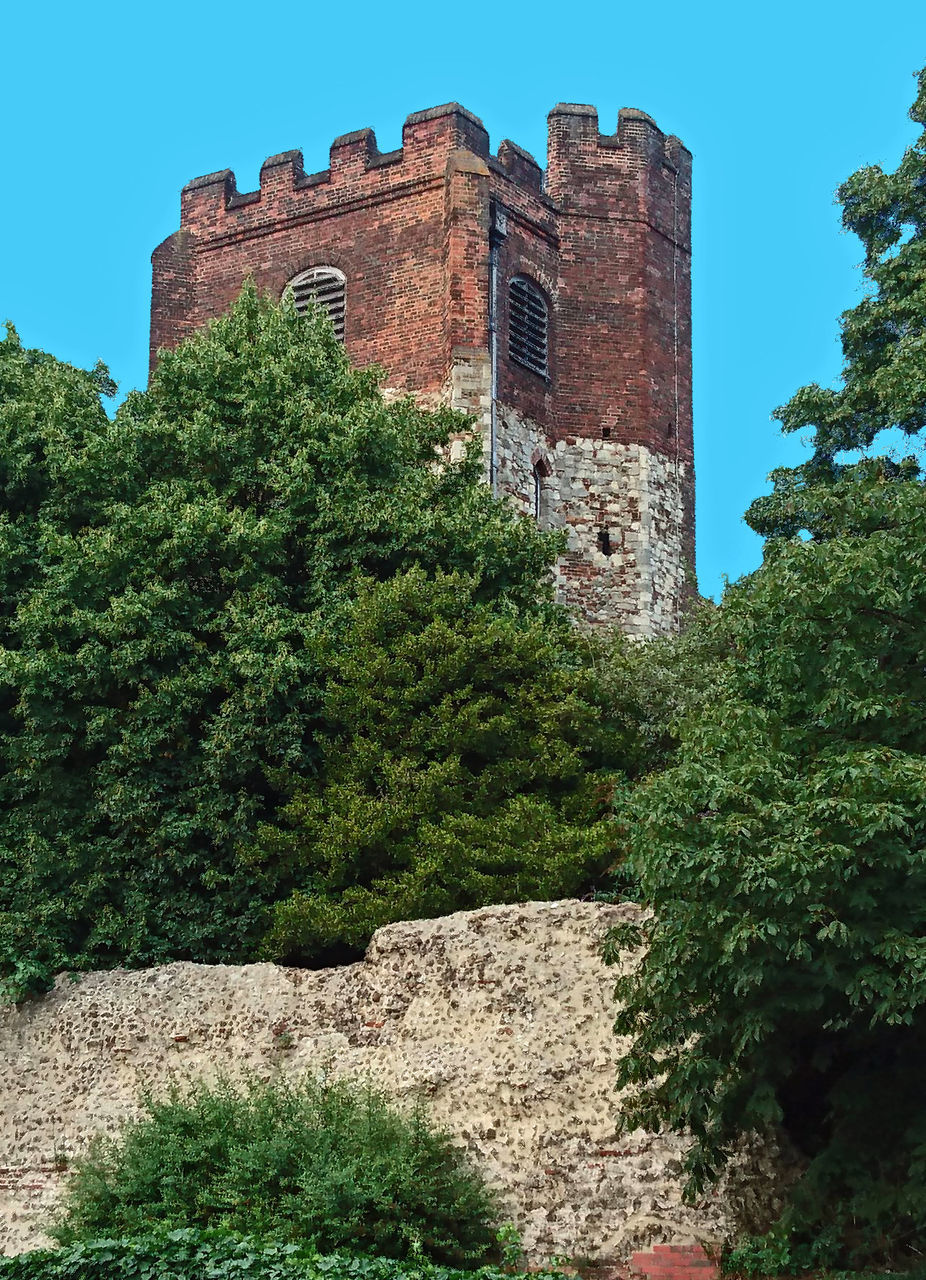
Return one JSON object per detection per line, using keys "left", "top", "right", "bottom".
{"left": 52, "top": 1076, "right": 500, "bottom": 1267}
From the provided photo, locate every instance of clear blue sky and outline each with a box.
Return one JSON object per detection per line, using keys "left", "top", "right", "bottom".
{"left": 2, "top": 1, "right": 924, "bottom": 599}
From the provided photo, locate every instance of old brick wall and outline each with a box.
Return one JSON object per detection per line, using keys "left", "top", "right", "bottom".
{"left": 153, "top": 108, "right": 488, "bottom": 393}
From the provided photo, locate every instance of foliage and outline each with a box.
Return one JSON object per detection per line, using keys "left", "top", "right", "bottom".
{"left": 722, "top": 1225, "right": 856, "bottom": 1278}
{"left": 255, "top": 569, "right": 633, "bottom": 961}
{"left": 607, "top": 70, "right": 926, "bottom": 1269}
{"left": 52, "top": 1075, "right": 500, "bottom": 1266}
{"left": 609, "top": 472, "right": 926, "bottom": 1268}
{"left": 0, "top": 287, "right": 564, "bottom": 1000}
{"left": 0, "top": 1230, "right": 559, "bottom": 1280}
{"left": 748, "top": 67, "right": 926, "bottom": 541}
{"left": 610, "top": 453, "right": 926, "bottom": 1249}
{"left": 591, "top": 600, "right": 730, "bottom": 777}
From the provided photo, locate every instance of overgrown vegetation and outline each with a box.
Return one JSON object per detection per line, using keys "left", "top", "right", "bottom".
{"left": 2, "top": 60, "right": 926, "bottom": 1278}
{"left": 0, "top": 286, "right": 646, "bottom": 1000}
{"left": 51, "top": 1075, "right": 500, "bottom": 1267}
{"left": 0, "top": 1230, "right": 550, "bottom": 1280}
{"left": 607, "top": 67, "right": 926, "bottom": 1270}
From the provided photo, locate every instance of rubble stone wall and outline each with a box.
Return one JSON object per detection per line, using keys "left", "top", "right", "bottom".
{"left": 490, "top": 402, "right": 691, "bottom": 633}
{"left": 0, "top": 902, "right": 785, "bottom": 1260}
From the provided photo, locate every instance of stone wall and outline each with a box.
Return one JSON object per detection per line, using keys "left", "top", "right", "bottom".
{"left": 491, "top": 403, "right": 691, "bottom": 633}
{"left": 0, "top": 901, "right": 786, "bottom": 1260}
{"left": 553, "top": 442, "right": 692, "bottom": 636}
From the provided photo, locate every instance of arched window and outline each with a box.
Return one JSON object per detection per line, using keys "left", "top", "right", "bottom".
{"left": 285, "top": 267, "right": 346, "bottom": 340}
{"left": 508, "top": 276, "right": 549, "bottom": 378}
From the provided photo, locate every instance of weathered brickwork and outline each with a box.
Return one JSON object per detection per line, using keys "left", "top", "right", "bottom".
{"left": 630, "top": 1244, "right": 720, "bottom": 1280}
{"left": 151, "top": 102, "right": 694, "bottom": 634}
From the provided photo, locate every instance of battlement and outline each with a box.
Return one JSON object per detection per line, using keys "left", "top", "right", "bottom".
{"left": 179, "top": 104, "right": 492, "bottom": 229}
{"left": 547, "top": 101, "right": 691, "bottom": 168}
{"left": 177, "top": 101, "right": 688, "bottom": 233}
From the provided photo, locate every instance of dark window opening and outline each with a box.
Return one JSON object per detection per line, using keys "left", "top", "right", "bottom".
{"left": 509, "top": 276, "right": 549, "bottom": 378}
{"left": 602, "top": 426, "right": 611, "bottom": 439}
{"left": 532, "top": 465, "right": 544, "bottom": 524}
{"left": 597, "top": 528, "right": 612, "bottom": 556}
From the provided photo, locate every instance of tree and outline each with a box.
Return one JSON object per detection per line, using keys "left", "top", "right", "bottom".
{"left": 608, "top": 71, "right": 926, "bottom": 1269}
{"left": 254, "top": 568, "right": 633, "bottom": 963}
{"left": 0, "top": 287, "right": 565, "bottom": 999}
{"left": 748, "top": 67, "right": 926, "bottom": 542}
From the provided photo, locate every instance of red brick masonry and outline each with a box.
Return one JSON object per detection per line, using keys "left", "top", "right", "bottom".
{"left": 630, "top": 1245, "right": 719, "bottom": 1280}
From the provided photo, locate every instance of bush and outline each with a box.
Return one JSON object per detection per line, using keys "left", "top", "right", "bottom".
{"left": 52, "top": 1076, "right": 500, "bottom": 1267}
{"left": 722, "top": 1226, "right": 844, "bottom": 1276}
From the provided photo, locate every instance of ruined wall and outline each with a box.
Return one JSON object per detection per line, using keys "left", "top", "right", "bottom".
{"left": 0, "top": 901, "right": 786, "bottom": 1261}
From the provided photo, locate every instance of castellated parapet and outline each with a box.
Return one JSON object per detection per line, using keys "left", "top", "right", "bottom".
{"left": 150, "top": 103, "right": 694, "bottom": 634}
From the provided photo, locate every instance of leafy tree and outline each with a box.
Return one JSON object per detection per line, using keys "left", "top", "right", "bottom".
{"left": 608, "top": 70, "right": 926, "bottom": 1269}
{"left": 52, "top": 1075, "right": 501, "bottom": 1266}
{"left": 748, "top": 67, "right": 926, "bottom": 541}
{"left": 254, "top": 568, "right": 634, "bottom": 962}
{"left": 0, "top": 287, "right": 563, "bottom": 999}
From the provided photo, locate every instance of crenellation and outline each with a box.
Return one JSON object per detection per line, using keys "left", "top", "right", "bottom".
{"left": 182, "top": 167, "right": 236, "bottom": 194}
{"left": 494, "top": 139, "right": 544, "bottom": 191}
{"left": 179, "top": 169, "right": 237, "bottom": 225}
{"left": 330, "top": 127, "right": 380, "bottom": 175}
{"left": 259, "top": 149, "right": 307, "bottom": 197}
{"left": 403, "top": 102, "right": 490, "bottom": 158}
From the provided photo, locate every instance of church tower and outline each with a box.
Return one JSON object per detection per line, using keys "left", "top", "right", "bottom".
{"left": 150, "top": 102, "right": 694, "bottom": 634}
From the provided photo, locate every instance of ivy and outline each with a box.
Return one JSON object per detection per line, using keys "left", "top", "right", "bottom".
{"left": 0, "top": 1232, "right": 566, "bottom": 1280}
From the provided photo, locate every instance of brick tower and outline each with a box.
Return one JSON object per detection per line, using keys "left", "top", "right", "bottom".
{"left": 150, "top": 102, "right": 693, "bottom": 635}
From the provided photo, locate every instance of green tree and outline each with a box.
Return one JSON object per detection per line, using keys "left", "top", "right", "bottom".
{"left": 608, "top": 71, "right": 926, "bottom": 1269}
{"left": 0, "top": 287, "right": 562, "bottom": 999}
{"left": 52, "top": 1075, "right": 500, "bottom": 1266}
{"left": 255, "top": 569, "right": 634, "bottom": 962}
{"left": 748, "top": 67, "right": 926, "bottom": 542}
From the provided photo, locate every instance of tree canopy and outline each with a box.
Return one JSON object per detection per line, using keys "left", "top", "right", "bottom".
{"left": 608, "top": 69, "right": 926, "bottom": 1269}
{"left": 748, "top": 67, "right": 926, "bottom": 542}
{"left": 0, "top": 287, "right": 630, "bottom": 1000}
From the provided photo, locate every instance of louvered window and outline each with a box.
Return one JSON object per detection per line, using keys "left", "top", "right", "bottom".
{"left": 286, "top": 267, "right": 346, "bottom": 340}
{"left": 509, "top": 276, "right": 549, "bottom": 378}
